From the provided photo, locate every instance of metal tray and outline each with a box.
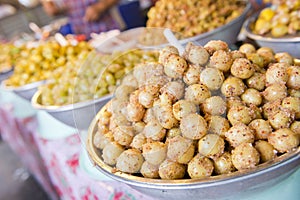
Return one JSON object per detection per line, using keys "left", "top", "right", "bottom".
{"left": 86, "top": 103, "right": 300, "bottom": 200}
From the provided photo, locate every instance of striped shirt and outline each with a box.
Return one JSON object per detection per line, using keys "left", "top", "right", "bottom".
{"left": 62, "top": 0, "right": 120, "bottom": 38}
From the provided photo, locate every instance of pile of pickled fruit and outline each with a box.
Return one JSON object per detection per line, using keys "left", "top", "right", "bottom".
{"left": 0, "top": 43, "right": 21, "bottom": 73}
{"left": 5, "top": 40, "right": 92, "bottom": 87}
{"left": 253, "top": 0, "right": 300, "bottom": 37}
{"left": 93, "top": 40, "right": 300, "bottom": 180}
{"left": 39, "top": 49, "right": 158, "bottom": 106}
{"left": 146, "top": 0, "right": 246, "bottom": 38}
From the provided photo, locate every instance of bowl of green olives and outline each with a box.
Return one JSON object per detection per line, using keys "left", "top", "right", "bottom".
{"left": 31, "top": 49, "right": 158, "bottom": 130}
{"left": 86, "top": 40, "right": 300, "bottom": 200}
{"left": 243, "top": 7, "right": 300, "bottom": 58}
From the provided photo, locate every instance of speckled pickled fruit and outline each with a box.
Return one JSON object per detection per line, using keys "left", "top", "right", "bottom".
{"left": 209, "top": 50, "right": 233, "bottom": 72}
{"left": 225, "top": 123, "right": 255, "bottom": 147}
{"left": 93, "top": 41, "right": 299, "bottom": 181}
{"left": 254, "top": 140, "right": 277, "bottom": 163}
{"left": 281, "top": 97, "right": 300, "bottom": 119}
{"left": 262, "top": 83, "right": 287, "bottom": 102}
{"left": 227, "top": 105, "right": 254, "bottom": 125}
{"left": 146, "top": 0, "right": 246, "bottom": 39}
{"left": 158, "top": 159, "right": 186, "bottom": 180}
{"left": 249, "top": 119, "right": 272, "bottom": 140}
{"left": 185, "top": 84, "right": 211, "bottom": 104}
{"left": 241, "top": 88, "right": 262, "bottom": 106}
{"left": 231, "top": 143, "right": 260, "bottom": 170}
{"left": 231, "top": 58, "right": 255, "bottom": 79}
{"left": 268, "top": 128, "right": 300, "bottom": 153}
{"left": 221, "top": 77, "right": 246, "bottom": 97}
{"left": 287, "top": 66, "right": 300, "bottom": 89}
{"left": 167, "top": 135, "right": 195, "bottom": 164}
{"left": 198, "top": 134, "right": 225, "bottom": 159}
{"left": 239, "top": 43, "right": 256, "bottom": 54}
{"left": 187, "top": 154, "right": 214, "bottom": 179}
{"left": 142, "top": 142, "right": 167, "bottom": 165}
{"left": 213, "top": 152, "right": 234, "bottom": 175}
{"left": 180, "top": 113, "right": 207, "bottom": 140}
{"left": 202, "top": 96, "right": 226, "bottom": 116}
{"left": 265, "top": 63, "right": 289, "bottom": 86}
{"left": 200, "top": 68, "right": 224, "bottom": 91}
{"left": 246, "top": 72, "right": 266, "bottom": 91}
{"left": 275, "top": 52, "right": 294, "bottom": 65}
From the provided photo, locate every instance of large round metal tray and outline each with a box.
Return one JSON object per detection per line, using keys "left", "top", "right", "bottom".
{"left": 86, "top": 102, "right": 300, "bottom": 200}
{"left": 243, "top": 12, "right": 300, "bottom": 58}
{"left": 1, "top": 79, "right": 46, "bottom": 101}
{"left": 31, "top": 90, "right": 112, "bottom": 130}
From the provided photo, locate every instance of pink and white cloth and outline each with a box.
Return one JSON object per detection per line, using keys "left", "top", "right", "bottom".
{"left": 0, "top": 99, "right": 155, "bottom": 200}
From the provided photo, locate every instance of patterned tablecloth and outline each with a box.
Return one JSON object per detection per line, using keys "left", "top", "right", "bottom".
{"left": 1, "top": 90, "right": 300, "bottom": 200}
{"left": 0, "top": 90, "right": 154, "bottom": 200}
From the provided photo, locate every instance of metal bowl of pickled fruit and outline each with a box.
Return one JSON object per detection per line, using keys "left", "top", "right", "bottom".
{"left": 86, "top": 40, "right": 300, "bottom": 200}
{"left": 139, "top": 0, "right": 251, "bottom": 48}
{"left": 1, "top": 79, "right": 46, "bottom": 101}
{"left": 87, "top": 103, "right": 300, "bottom": 200}
{"left": 243, "top": 12, "right": 300, "bottom": 58}
{"left": 179, "top": 2, "right": 252, "bottom": 46}
{"left": 31, "top": 90, "right": 112, "bottom": 130}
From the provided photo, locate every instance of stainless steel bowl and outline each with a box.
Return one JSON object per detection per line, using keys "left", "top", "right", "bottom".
{"left": 180, "top": 2, "right": 252, "bottom": 46}
{"left": 98, "top": 2, "right": 251, "bottom": 52}
{"left": 31, "top": 90, "right": 112, "bottom": 130}
{"left": 86, "top": 103, "right": 300, "bottom": 200}
{"left": 137, "top": 2, "right": 251, "bottom": 50}
{"left": 243, "top": 13, "right": 300, "bottom": 58}
{"left": 1, "top": 79, "right": 46, "bottom": 101}
{"left": 0, "top": 68, "right": 13, "bottom": 83}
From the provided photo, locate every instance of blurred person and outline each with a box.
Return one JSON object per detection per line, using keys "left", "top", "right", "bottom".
{"left": 0, "top": 3, "right": 16, "bottom": 19}
{"left": 41, "top": 0, "right": 120, "bottom": 39}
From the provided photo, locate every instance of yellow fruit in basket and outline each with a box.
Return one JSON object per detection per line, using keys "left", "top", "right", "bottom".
{"left": 271, "top": 24, "right": 288, "bottom": 37}
{"left": 254, "top": 19, "right": 271, "bottom": 35}
{"left": 259, "top": 8, "right": 275, "bottom": 21}
{"left": 253, "top": 0, "right": 300, "bottom": 37}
